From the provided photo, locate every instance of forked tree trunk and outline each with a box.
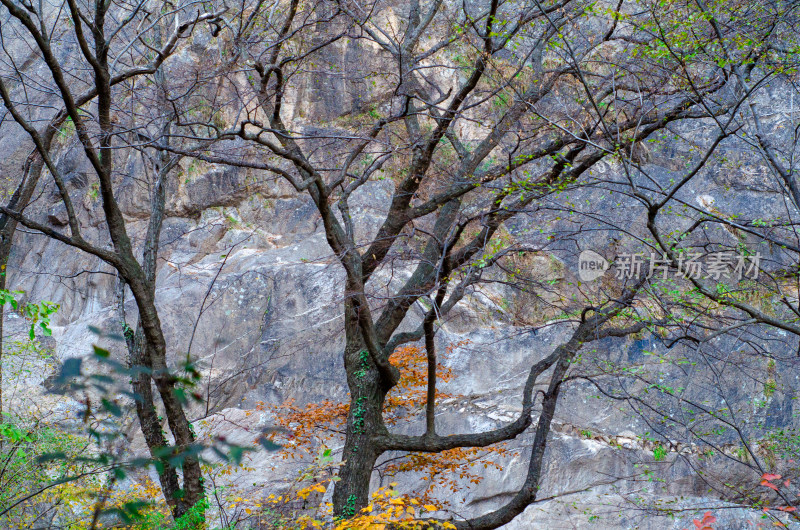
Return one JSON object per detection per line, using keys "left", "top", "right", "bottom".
{"left": 119, "top": 150, "right": 204, "bottom": 519}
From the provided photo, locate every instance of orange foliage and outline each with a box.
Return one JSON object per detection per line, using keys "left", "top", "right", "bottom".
{"left": 337, "top": 485, "right": 456, "bottom": 529}
{"left": 683, "top": 511, "right": 716, "bottom": 530}
{"left": 383, "top": 345, "right": 455, "bottom": 419}
{"left": 263, "top": 399, "right": 348, "bottom": 458}
{"left": 265, "top": 344, "right": 512, "bottom": 507}
{"left": 383, "top": 446, "right": 507, "bottom": 494}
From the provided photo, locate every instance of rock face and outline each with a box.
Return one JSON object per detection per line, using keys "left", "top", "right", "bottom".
{"left": 2, "top": 10, "right": 799, "bottom": 530}
{"left": 6, "top": 153, "right": 796, "bottom": 528}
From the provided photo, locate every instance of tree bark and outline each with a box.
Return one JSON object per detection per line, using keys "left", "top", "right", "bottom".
{"left": 332, "top": 301, "right": 389, "bottom": 517}
{"left": 126, "top": 329, "right": 189, "bottom": 518}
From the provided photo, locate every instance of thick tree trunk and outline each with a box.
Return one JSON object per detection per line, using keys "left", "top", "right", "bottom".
{"left": 124, "top": 323, "right": 189, "bottom": 519}
{"left": 151, "top": 370, "right": 205, "bottom": 509}
{"left": 332, "top": 304, "right": 388, "bottom": 517}
{"left": 132, "top": 368, "right": 189, "bottom": 517}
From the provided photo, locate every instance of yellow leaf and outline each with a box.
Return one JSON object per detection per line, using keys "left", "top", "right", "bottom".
{"left": 424, "top": 504, "right": 438, "bottom": 511}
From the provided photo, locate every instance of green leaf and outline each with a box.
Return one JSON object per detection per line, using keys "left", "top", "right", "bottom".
{"left": 102, "top": 398, "right": 123, "bottom": 417}
{"left": 60, "top": 358, "right": 83, "bottom": 379}
{"left": 259, "top": 438, "right": 282, "bottom": 452}
{"left": 37, "top": 451, "right": 68, "bottom": 463}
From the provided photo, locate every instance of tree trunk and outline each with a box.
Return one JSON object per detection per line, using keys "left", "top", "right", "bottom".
{"left": 332, "top": 303, "right": 388, "bottom": 517}
{"left": 124, "top": 322, "right": 189, "bottom": 519}
{"left": 119, "top": 155, "right": 204, "bottom": 518}
{"left": 152, "top": 371, "right": 205, "bottom": 509}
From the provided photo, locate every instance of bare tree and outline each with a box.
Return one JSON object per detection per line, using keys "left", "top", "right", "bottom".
{"left": 4, "top": 0, "right": 800, "bottom": 527}
{"left": 161, "top": 0, "right": 793, "bottom": 524}
{"left": 559, "top": 0, "right": 800, "bottom": 523}
{"left": 0, "top": 0, "right": 225, "bottom": 519}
